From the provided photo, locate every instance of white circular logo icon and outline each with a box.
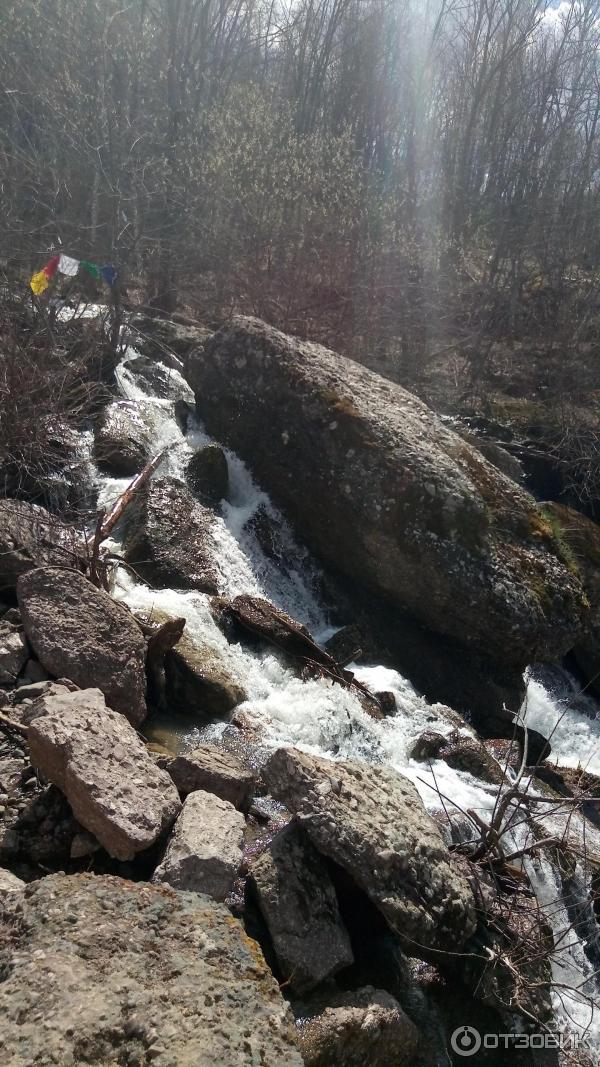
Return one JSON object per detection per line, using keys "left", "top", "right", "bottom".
{"left": 451, "top": 1026, "right": 482, "bottom": 1057}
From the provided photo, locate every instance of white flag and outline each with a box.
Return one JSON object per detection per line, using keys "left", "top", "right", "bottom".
{"left": 58, "top": 254, "right": 79, "bottom": 277}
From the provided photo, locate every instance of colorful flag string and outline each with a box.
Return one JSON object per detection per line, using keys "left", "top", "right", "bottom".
{"left": 30, "top": 253, "right": 118, "bottom": 295}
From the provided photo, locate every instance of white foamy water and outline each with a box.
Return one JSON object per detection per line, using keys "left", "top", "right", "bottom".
{"left": 91, "top": 346, "right": 600, "bottom": 1054}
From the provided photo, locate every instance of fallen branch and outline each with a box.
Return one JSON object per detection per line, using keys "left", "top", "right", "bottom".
{"left": 0, "top": 710, "right": 29, "bottom": 736}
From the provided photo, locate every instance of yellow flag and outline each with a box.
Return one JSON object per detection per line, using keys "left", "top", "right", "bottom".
{"left": 30, "top": 270, "right": 50, "bottom": 295}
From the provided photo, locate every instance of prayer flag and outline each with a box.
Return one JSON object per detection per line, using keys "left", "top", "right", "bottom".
{"left": 30, "top": 270, "right": 50, "bottom": 295}
{"left": 100, "top": 264, "right": 118, "bottom": 286}
{"left": 58, "top": 253, "right": 79, "bottom": 276}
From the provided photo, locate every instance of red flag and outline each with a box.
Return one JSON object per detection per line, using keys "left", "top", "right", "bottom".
{"left": 43, "top": 255, "right": 60, "bottom": 279}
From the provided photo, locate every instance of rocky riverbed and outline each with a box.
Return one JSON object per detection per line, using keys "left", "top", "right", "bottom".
{"left": 1, "top": 310, "right": 600, "bottom": 1065}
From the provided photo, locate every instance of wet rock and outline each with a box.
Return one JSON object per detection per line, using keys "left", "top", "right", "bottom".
{"left": 17, "top": 566, "right": 147, "bottom": 725}
{"left": 93, "top": 399, "right": 154, "bottom": 476}
{"left": 0, "top": 872, "right": 304, "bottom": 1066}
{"left": 192, "top": 317, "right": 586, "bottom": 666}
{"left": 0, "top": 499, "right": 83, "bottom": 594}
{"left": 185, "top": 444, "right": 229, "bottom": 504}
{"left": 264, "top": 747, "right": 476, "bottom": 953}
{"left": 295, "top": 986, "right": 421, "bottom": 1067}
{"left": 122, "top": 476, "right": 220, "bottom": 594}
{"left": 249, "top": 821, "right": 353, "bottom": 993}
{"left": 0, "top": 620, "right": 29, "bottom": 684}
{"left": 24, "top": 687, "right": 180, "bottom": 861}
{"left": 159, "top": 744, "right": 255, "bottom": 808}
{"left": 323, "top": 624, "right": 363, "bottom": 664}
{"left": 163, "top": 629, "right": 247, "bottom": 718}
{"left": 122, "top": 354, "right": 195, "bottom": 401}
{"left": 153, "top": 789, "right": 244, "bottom": 901}
{"left": 543, "top": 502, "right": 600, "bottom": 697}
{"left": 409, "top": 729, "right": 505, "bottom": 785}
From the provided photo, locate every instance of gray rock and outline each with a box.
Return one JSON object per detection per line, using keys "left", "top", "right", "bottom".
{"left": 185, "top": 444, "right": 229, "bottom": 504}
{"left": 17, "top": 566, "right": 147, "bottom": 725}
{"left": 160, "top": 744, "right": 255, "bottom": 808}
{"left": 191, "top": 317, "right": 586, "bottom": 665}
{"left": 0, "top": 866, "right": 25, "bottom": 902}
{"left": 93, "top": 399, "right": 154, "bottom": 476}
{"left": 296, "top": 986, "right": 421, "bottom": 1067}
{"left": 17, "top": 658, "right": 49, "bottom": 685}
{"left": 122, "top": 477, "right": 220, "bottom": 594}
{"left": 0, "top": 499, "right": 82, "bottom": 594}
{"left": 0, "top": 621, "right": 29, "bottom": 684}
{"left": 249, "top": 821, "right": 353, "bottom": 993}
{"left": 25, "top": 687, "right": 180, "bottom": 860}
{"left": 0, "top": 872, "right": 304, "bottom": 1066}
{"left": 543, "top": 502, "right": 600, "bottom": 698}
{"left": 163, "top": 630, "right": 247, "bottom": 718}
{"left": 264, "top": 747, "right": 476, "bottom": 953}
{"left": 153, "top": 789, "right": 244, "bottom": 900}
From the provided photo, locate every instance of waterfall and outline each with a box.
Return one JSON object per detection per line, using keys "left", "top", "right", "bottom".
{"left": 89, "top": 338, "right": 600, "bottom": 1056}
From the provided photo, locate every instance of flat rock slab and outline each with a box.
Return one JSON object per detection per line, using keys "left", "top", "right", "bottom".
{"left": 0, "top": 872, "right": 304, "bottom": 1067}
{"left": 264, "top": 747, "right": 476, "bottom": 953}
{"left": 17, "top": 566, "right": 147, "bottom": 724}
{"left": 25, "top": 687, "right": 180, "bottom": 860}
{"left": 160, "top": 744, "right": 255, "bottom": 808}
{"left": 153, "top": 789, "right": 244, "bottom": 901}
{"left": 249, "top": 821, "right": 354, "bottom": 993}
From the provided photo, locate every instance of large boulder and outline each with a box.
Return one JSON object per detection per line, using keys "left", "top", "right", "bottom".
{"left": 93, "top": 399, "right": 154, "bottom": 476}
{"left": 122, "top": 476, "right": 220, "bottom": 594}
{"left": 543, "top": 503, "right": 600, "bottom": 696}
{"left": 264, "top": 747, "right": 476, "bottom": 953}
{"left": 249, "top": 821, "right": 354, "bottom": 993}
{"left": 153, "top": 789, "right": 244, "bottom": 901}
{"left": 295, "top": 986, "right": 421, "bottom": 1067}
{"left": 17, "top": 566, "right": 147, "bottom": 724}
{"left": 24, "top": 687, "right": 180, "bottom": 860}
{"left": 159, "top": 744, "right": 256, "bottom": 807}
{"left": 191, "top": 318, "right": 586, "bottom": 665}
{"left": 0, "top": 873, "right": 304, "bottom": 1066}
{"left": 0, "top": 499, "right": 82, "bottom": 594}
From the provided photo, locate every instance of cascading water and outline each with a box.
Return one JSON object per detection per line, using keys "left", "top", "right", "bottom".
{"left": 90, "top": 330, "right": 600, "bottom": 1056}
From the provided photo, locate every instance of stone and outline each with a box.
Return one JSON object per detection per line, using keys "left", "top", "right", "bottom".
{"left": 0, "top": 499, "right": 82, "bottom": 594}
{"left": 24, "top": 687, "right": 180, "bottom": 860}
{"left": 0, "top": 866, "right": 25, "bottom": 901}
{"left": 295, "top": 986, "right": 421, "bottom": 1067}
{"left": 153, "top": 789, "right": 244, "bottom": 901}
{"left": 264, "top": 747, "right": 476, "bottom": 952}
{"left": 543, "top": 502, "right": 600, "bottom": 697}
{"left": 122, "top": 476, "right": 220, "bottom": 594}
{"left": 409, "top": 729, "right": 505, "bottom": 785}
{"left": 0, "top": 872, "right": 304, "bottom": 1066}
{"left": 0, "top": 621, "right": 29, "bottom": 684}
{"left": 93, "top": 399, "right": 154, "bottom": 476}
{"left": 160, "top": 744, "right": 255, "bottom": 808}
{"left": 17, "top": 658, "right": 49, "bottom": 684}
{"left": 185, "top": 443, "right": 229, "bottom": 503}
{"left": 249, "top": 821, "right": 354, "bottom": 993}
{"left": 323, "top": 624, "right": 363, "bottom": 664}
{"left": 163, "top": 629, "right": 247, "bottom": 718}
{"left": 17, "top": 566, "right": 147, "bottom": 725}
{"left": 191, "top": 317, "right": 586, "bottom": 665}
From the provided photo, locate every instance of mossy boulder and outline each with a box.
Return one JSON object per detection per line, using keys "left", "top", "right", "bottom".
{"left": 190, "top": 317, "right": 587, "bottom": 667}
{"left": 543, "top": 502, "right": 600, "bottom": 696}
